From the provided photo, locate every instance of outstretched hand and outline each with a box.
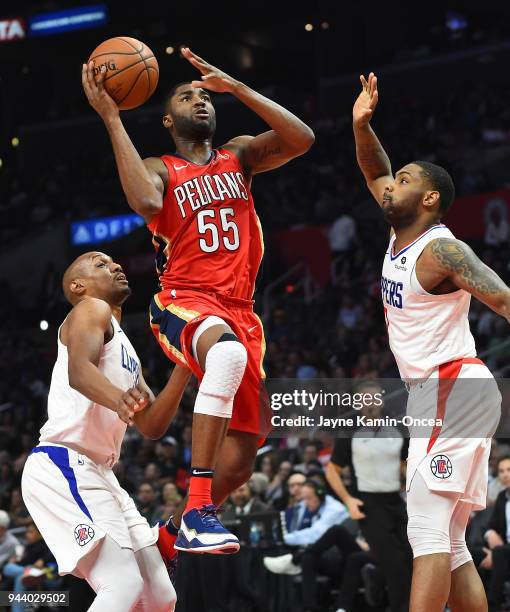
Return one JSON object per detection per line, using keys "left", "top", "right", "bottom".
{"left": 353, "top": 72, "right": 379, "bottom": 127}
{"left": 82, "top": 61, "right": 119, "bottom": 122}
{"left": 181, "top": 47, "right": 239, "bottom": 94}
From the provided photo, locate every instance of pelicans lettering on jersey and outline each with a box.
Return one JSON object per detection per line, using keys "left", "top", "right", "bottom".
{"left": 147, "top": 148, "right": 270, "bottom": 440}
{"left": 381, "top": 224, "right": 476, "bottom": 380}
{"left": 147, "top": 148, "right": 264, "bottom": 300}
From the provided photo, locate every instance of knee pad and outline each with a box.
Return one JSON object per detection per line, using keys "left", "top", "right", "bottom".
{"left": 194, "top": 339, "right": 247, "bottom": 419}
{"left": 407, "top": 513, "right": 451, "bottom": 559}
{"left": 192, "top": 315, "right": 228, "bottom": 361}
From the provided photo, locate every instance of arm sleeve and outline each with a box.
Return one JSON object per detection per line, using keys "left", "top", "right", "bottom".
{"left": 400, "top": 435, "right": 409, "bottom": 460}
{"left": 330, "top": 437, "right": 352, "bottom": 467}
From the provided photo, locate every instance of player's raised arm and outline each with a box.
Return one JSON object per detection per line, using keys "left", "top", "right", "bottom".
{"left": 423, "top": 238, "right": 510, "bottom": 322}
{"left": 65, "top": 297, "right": 145, "bottom": 424}
{"left": 353, "top": 73, "right": 393, "bottom": 206}
{"left": 134, "top": 365, "right": 192, "bottom": 439}
{"left": 181, "top": 47, "right": 315, "bottom": 175}
{"left": 81, "top": 62, "right": 165, "bottom": 224}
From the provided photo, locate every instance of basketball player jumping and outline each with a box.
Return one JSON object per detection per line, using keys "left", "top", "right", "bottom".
{"left": 82, "top": 47, "right": 314, "bottom": 554}
{"left": 22, "top": 251, "right": 190, "bottom": 611}
{"left": 353, "top": 73, "right": 509, "bottom": 612}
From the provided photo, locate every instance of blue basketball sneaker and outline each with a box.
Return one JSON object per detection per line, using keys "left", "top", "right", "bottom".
{"left": 174, "top": 504, "right": 240, "bottom": 554}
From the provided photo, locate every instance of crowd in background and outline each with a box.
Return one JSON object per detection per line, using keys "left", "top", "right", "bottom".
{"left": 2, "top": 40, "right": 510, "bottom": 612}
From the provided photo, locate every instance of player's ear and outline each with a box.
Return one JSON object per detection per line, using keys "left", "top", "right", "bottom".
{"left": 162, "top": 113, "right": 173, "bottom": 130}
{"left": 70, "top": 278, "right": 86, "bottom": 298}
{"left": 423, "top": 190, "right": 440, "bottom": 211}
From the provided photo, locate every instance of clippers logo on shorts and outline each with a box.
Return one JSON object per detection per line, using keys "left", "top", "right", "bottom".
{"left": 74, "top": 524, "right": 95, "bottom": 547}
{"left": 430, "top": 454, "right": 453, "bottom": 479}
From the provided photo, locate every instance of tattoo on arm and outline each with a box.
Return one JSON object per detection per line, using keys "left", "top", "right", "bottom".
{"left": 356, "top": 143, "right": 391, "bottom": 177}
{"left": 253, "top": 144, "right": 282, "bottom": 163}
{"left": 430, "top": 238, "right": 504, "bottom": 295}
{"left": 354, "top": 124, "right": 392, "bottom": 180}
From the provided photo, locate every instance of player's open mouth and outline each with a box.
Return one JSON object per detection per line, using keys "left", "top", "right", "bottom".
{"left": 115, "top": 273, "right": 128, "bottom": 283}
{"left": 194, "top": 110, "right": 209, "bottom": 119}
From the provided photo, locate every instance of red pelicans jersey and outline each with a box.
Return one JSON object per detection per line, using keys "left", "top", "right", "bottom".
{"left": 147, "top": 148, "right": 264, "bottom": 300}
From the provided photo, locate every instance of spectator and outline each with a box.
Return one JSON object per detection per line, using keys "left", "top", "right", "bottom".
{"left": 259, "top": 453, "right": 279, "bottom": 485}
{"left": 2, "top": 522, "right": 54, "bottom": 612}
{"left": 487, "top": 451, "right": 510, "bottom": 506}
{"left": 158, "top": 482, "right": 183, "bottom": 522}
{"left": 0, "top": 510, "right": 20, "bottom": 570}
{"left": 248, "top": 472, "right": 270, "bottom": 500}
{"left": 337, "top": 296, "right": 363, "bottom": 330}
{"left": 222, "top": 483, "right": 269, "bottom": 518}
{"left": 265, "top": 460, "right": 293, "bottom": 505}
{"left": 484, "top": 198, "right": 509, "bottom": 247}
{"left": 178, "top": 425, "right": 192, "bottom": 469}
{"left": 483, "top": 455, "right": 510, "bottom": 610}
{"left": 298, "top": 525, "right": 377, "bottom": 612}
{"left": 154, "top": 437, "right": 178, "bottom": 480}
{"left": 143, "top": 462, "right": 163, "bottom": 489}
{"left": 9, "top": 490, "right": 31, "bottom": 528}
{"left": 263, "top": 479, "right": 348, "bottom": 574}
{"left": 328, "top": 210, "right": 357, "bottom": 254}
{"left": 294, "top": 443, "right": 320, "bottom": 474}
{"left": 273, "top": 470, "right": 307, "bottom": 514}
{"left": 136, "top": 483, "right": 160, "bottom": 525}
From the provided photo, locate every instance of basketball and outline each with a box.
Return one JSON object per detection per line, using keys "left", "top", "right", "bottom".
{"left": 88, "top": 37, "right": 159, "bottom": 110}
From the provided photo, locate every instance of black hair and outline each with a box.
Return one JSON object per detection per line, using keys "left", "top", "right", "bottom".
{"left": 287, "top": 470, "right": 307, "bottom": 480}
{"left": 303, "top": 478, "right": 326, "bottom": 502}
{"left": 163, "top": 81, "right": 193, "bottom": 113}
{"left": 496, "top": 455, "right": 510, "bottom": 470}
{"left": 412, "top": 160, "right": 455, "bottom": 215}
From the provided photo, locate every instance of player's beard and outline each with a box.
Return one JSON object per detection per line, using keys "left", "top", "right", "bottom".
{"left": 173, "top": 114, "right": 216, "bottom": 141}
{"left": 382, "top": 197, "right": 420, "bottom": 229}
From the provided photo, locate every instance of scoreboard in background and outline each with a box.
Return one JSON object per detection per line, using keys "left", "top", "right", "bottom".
{"left": 29, "top": 4, "right": 108, "bottom": 36}
{"left": 0, "top": 5, "right": 107, "bottom": 42}
{"left": 71, "top": 213, "right": 145, "bottom": 246}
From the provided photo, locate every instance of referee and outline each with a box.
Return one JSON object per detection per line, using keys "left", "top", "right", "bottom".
{"left": 326, "top": 380, "right": 412, "bottom": 612}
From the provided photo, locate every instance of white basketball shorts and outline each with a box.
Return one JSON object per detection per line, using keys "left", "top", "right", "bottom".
{"left": 405, "top": 358, "right": 501, "bottom": 510}
{"left": 21, "top": 443, "right": 157, "bottom": 575}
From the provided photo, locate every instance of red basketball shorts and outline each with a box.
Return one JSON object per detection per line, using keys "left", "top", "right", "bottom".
{"left": 149, "top": 287, "right": 271, "bottom": 440}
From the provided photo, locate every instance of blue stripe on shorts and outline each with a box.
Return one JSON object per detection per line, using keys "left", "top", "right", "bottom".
{"left": 31, "top": 446, "right": 93, "bottom": 522}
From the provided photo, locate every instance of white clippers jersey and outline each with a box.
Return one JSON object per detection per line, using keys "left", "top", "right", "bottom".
{"left": 381, "top": 224, "right": 476, "bottom": 380}
{"left": 39, "top": 316, "right": 141, "bottom": 465}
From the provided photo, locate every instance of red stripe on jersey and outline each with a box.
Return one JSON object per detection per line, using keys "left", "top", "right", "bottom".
{"left": 426, "top": 357, "right": 484, "bottom": 454}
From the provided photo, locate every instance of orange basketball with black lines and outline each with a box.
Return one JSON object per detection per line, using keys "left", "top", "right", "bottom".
{"left": 88, "top": 37, "right": 159, "bottom": 110}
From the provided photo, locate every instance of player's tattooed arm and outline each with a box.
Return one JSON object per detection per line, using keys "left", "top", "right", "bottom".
{"left": 226, "top": 131, "right": 308, "bottom": 176}
{"left": 430, "top": 238, "right": 510, "bottom": 323}
{"left": 180, "top": 48, "right": 314, "bottom": 175}
{"left": 352, "top": 73, "right": 392, "bottom": 206}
